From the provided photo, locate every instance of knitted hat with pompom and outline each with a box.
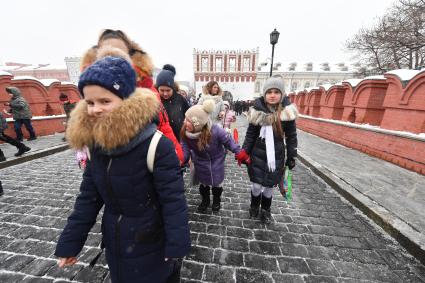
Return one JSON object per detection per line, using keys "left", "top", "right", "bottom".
{"left": 78, "top": 46, "right": 136, "bottom": 99}
{"left": 185, "top": 99, "right": 215, "bottom": 132}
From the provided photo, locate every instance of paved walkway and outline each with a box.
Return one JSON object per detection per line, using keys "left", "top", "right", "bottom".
{"left": 297, "top": 129, "right": 425, "bottom": 263}
{"left": 0, "top": 133, "right": 67, "bottom": 169}
{"left": 0, "top": 118, "right": 424, "bottom": 282}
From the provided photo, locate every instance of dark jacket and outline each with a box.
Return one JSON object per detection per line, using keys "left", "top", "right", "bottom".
{"left": 0, "top": 113, "right": 8, "bottom": 132}
{"left": 161, "top": 91, "right": 189, "bottom": 141}
{"left": 181, "top": 124, "right": 240, "bottom": 187}
{"left": 55, "top": 89, "right": 190, "bottom": 283}
{"left": 63, "top": 101, "right": 77, "bottom": 119}
{"left": 6, "top": 87, "right": 32, "bottom": 120}
{"left": 243, "top": 96, "right": 298, "bottom": 187}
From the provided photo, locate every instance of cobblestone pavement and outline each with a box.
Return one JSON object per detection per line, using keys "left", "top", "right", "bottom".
{"left": 0, "top": 118, "right": 424, "bottom": 282}
{"left": 0, "top": 132, "right": 66, "bottom": 161}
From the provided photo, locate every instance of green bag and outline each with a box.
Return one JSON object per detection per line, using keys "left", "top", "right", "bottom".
{"left": 278, "top": 166, "right": 293, "bottom": 201}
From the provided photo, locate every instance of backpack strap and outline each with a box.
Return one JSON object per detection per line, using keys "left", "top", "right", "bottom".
{"left": 147, "top": 130, "right": 163, "bottom": 173}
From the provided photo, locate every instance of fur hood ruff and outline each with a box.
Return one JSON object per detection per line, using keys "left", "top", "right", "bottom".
{"left": 247, "top": 103, "right": 298, "bottom": 126}
{"left": 81, "top": 43, "right": 154, "bottom": 77}
{"left": 66, "top": 88, "right": 159, "bottom": 151}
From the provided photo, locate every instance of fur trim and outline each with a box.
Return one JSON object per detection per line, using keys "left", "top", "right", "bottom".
{"left": 96, "top": 46, "right": 132, "bottom": 63}
{"left": 280, "top": 103, "right": 299, "bottom": 121}
{"left": 246, "top": 108, "right": 274, "bottom": 126}
{"left": 247, "top": 103, "right": 298, "bottom": 125}
{"left": 129, "top": 40, "right": 154, "bottom": 76}
{"left": 80, "top": 47, "right": 98, "bottom": 72}
{"left": 66, "top": 88, "right": 159, "bottom": 151}
{"left": 202, "top": 85, "right": 223, "bottom": 96}
{"left": 79, "top": 42, "right": 154, "bottom": 76}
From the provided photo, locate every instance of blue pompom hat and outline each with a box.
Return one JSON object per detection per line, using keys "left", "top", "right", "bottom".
{"left": 78, "top": 56, "right": 136, "bottom": 99}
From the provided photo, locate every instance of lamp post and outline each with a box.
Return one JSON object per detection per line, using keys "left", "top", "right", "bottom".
{"left": 269, "top": 28, "right": 280, "bottom": 77}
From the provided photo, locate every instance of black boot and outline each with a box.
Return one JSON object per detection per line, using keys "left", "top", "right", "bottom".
{"left": 14, "top": 145, "right": 31, "bottom": 157}
{"left": 197, "top": 185, "right": 210, "bottom": 213}
{"left": 249, "top": 192, "right": 261, "bottom": 218}
{"left": 260, "top": 194, "right": 272, "bottom": 224}
{"left": 0, "top": 181, "right": 3, "bottom": 196}
{"left": 0, "top": 150, "right": 6, "bottom": 162}
{"left": 211, "top": 187, "right": 223, "bottom": 212}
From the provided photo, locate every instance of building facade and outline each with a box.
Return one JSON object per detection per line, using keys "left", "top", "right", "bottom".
{"left": 193, "top": 48, "right": 259, "bottom": 101}
{"left": 255, "top": 62, "right": 357, "bottom": 96}
{"left": 1, "top": 62, "right": 70, "bottom": 82}
{"left": 64, "top": 57, "right": 81, "bottom": 84}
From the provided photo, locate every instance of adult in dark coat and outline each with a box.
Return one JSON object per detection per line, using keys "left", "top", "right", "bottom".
{"left": 0, "top": 112, "right": 30, "bottom": 161}
{"left": 242, "top": 76, "right": 298, "bottom": 223}
{"left": 55, "top": 49, "right": 190, "bottom": 283}
{"left": 4, "top": 86, "right": 36, "bottom": 141}
{"left": 156, "top": 64, "right": 189, "bottom": 141}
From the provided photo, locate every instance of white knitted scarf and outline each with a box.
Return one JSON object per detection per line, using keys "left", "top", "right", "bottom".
{"left": 259, "top": 125, "right": 275, "bottom": 172}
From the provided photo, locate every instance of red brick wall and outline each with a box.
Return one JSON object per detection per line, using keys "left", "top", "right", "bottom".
{"left": 298, "top": 117, "right": 425, "bottom": 175}
{"left": 290, "top": 71, "right": 425, "bottom": 175}
{"left": 1, "top": 74, "right": 80, "bottom": 140}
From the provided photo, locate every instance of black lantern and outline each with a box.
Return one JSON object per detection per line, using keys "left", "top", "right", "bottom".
{"left": 270, "top": 28, "right": 280, "bottom": 45}
{"left": 269, "top": 28, "right": 280, "bottom": 77}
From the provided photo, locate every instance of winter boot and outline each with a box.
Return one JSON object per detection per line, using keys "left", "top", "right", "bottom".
{"left": 197, "top": 185, "right": 210, "bottom": 213}
{"left": 249, "top": 192, "right": 261, "bottom": 218}
{"left": 14, "top": 145, "right": 31, "bottom": 157}
{"left": 0, "top": 150, "right": 6, "bottom": 162}
{"left": 211, "top": 187, "right": 223, "bottom": 212}
{"left": 260, "top": 194, "right": 272, "bottom": 224}
{"left": 0, "top": 181, "right": 3, "bottom": 196}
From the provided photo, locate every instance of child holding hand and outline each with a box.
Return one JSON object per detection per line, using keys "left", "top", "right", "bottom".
{"left": 181, "top": 100, "right": 250, "bottom": 213}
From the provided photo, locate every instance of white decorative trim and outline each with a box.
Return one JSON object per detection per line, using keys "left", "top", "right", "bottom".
{"left": 299, "top": 114, "right": 425, "bottom": 142}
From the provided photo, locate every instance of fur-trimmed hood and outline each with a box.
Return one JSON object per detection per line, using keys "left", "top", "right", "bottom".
{"left": 80, "top": 42, "right": 154, "bottom": 77}
{"left": 246, "top": 97, "right": 298, "bottom": 126}
{"left": 202, "top": 86, "right": 223, "bottom": 96}
{"left": 66, "top": 88, "right": 160, "bottom": 153}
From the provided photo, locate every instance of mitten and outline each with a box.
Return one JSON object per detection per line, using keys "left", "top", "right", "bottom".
{"left": 235, "top": 150, "right": 251, "bottom": 166}
{"left": 285, "top": 158, "right": 295, "bottom": 170}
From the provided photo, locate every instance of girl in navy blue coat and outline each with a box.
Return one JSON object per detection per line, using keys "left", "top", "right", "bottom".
{"left": 55, "top": 47, "right": 190, "bottom": 283}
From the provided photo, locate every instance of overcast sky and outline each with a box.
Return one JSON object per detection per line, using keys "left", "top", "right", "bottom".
{"left": 1, "top": 0, "right": 395, "bottom": 82}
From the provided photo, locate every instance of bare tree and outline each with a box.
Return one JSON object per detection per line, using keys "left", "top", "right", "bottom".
{"left": 346, "top": 0, "right": 425, "bottom": 74}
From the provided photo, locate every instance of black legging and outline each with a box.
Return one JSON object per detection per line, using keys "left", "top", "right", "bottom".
{"left": 0, "top": 131, "right": 24, "bottom": 156}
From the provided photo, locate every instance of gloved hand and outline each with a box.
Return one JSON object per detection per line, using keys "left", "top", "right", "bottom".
{"left": 285, "top": 158, "right": 295, "bottom": 170}
{"left": 235, "top": 150, "right": 251, "bottom": 166}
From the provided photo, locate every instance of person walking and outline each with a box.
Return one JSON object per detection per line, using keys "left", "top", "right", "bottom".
{"left": 4, "top": 86, "right": 36, "bottom": 141}
{"left": 222, "top": 101, "right": 236, "bottom": 134}
{"left": 156, "top": 64, "right": 190, "bottom": 141}
{"left": 240, "top": 76, "right": 298, "bottom": 224}
{"left": 55, "top": 48, "right": 190, "bottom": 283}
{"left": 181, "top": 100, "right": 250, "bottom": 213}
{"left": 0, "top": 111, "right": 31, "bottom": 161}
{"left": 80, "top": 29, "right": 184, "bottom": 164}
{"left": 197, "top": 81, "right": 225, "bottom": 126}
{"left": 59, "top": 93, "right": 77, "bottom": 141}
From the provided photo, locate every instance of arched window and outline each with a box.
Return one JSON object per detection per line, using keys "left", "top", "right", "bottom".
{"left": 304, "top": 81, "right": 310, "bottom": 88}
{"left": 291, "top": 82, "right": 298, "bottom": 92}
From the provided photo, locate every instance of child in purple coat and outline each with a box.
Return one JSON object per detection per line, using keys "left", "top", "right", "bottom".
{"left": 181, "top": 100, "right": 250, "bottom": 212}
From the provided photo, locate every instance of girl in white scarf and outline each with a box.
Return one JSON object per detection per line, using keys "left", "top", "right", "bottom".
{"left": 239, "top": 76, "right": 298, "bottom": 224}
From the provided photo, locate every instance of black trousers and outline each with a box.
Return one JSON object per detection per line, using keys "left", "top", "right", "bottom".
{"left": 0, "top": 132, "right": 23, "bottom": 156}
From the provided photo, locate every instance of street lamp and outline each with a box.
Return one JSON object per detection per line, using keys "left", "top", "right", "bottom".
{"left": 269, "top": 28, "right": 280, "bottom": 77}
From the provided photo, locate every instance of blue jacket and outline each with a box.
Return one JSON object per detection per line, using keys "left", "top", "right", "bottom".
{"left": 55, "top": 89, "right": 190, "bottom": 283}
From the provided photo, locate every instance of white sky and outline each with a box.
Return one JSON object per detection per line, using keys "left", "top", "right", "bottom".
{"left": 1, "top": 0, "right": 395, "bottom": 82}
